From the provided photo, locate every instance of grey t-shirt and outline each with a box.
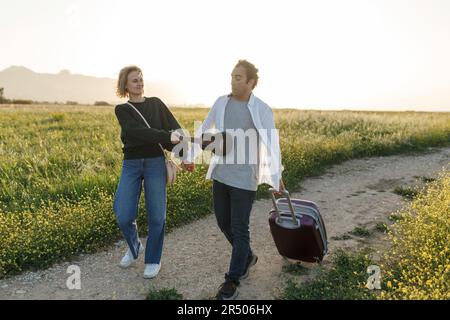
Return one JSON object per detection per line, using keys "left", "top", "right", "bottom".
{"left": 211, "top": 97, "right": 260, "bottom": 191}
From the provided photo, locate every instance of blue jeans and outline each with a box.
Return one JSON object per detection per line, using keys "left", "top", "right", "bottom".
{"left": 113, "top": 157, "right": 166, "bottom": 264}
{"left": 212, "top": 180, "right": 256, "bottom": 281}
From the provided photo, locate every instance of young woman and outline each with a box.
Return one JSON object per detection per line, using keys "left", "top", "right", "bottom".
{"left": 113, "top": 65, "right": 190, "bottom": 278}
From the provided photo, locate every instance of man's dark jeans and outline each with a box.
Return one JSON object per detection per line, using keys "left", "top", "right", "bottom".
{"left": 212, "top": 180, "right": 256, "bottom": 281}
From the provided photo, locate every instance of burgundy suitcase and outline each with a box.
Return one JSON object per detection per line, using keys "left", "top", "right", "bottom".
{"left": 268, "top": 189, "right": 328, "bottom": 263}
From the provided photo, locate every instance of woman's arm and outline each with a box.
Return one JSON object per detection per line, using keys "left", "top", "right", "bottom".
{"left": 115, "top": 105, "right": 172, "bottom": 145}
{"left": 154, "top": 98, "right": 187, "bottom": 158}
{"left": 156, "top": 98, "right": 184, "bottom": 153}
{"left": 161, "top": 100, "right": 182, "bottom": 131}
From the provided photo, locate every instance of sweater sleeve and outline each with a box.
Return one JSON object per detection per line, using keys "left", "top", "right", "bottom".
{"left": 115, "top": 105, "right": 171, "bottom": 145}
{"left": 159, "top": 99, "right": 182, "bottom": 131}
{"left": 153, "top": 98, "right": 186, "bottom": 157}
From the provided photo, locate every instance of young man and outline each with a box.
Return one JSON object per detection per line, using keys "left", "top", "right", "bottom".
{"left": 186, "top": 60, "right": 284, "bottom": 300}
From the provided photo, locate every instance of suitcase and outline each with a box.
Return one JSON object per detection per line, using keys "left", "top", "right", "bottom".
{"left": 268, "top": 189, "right": 328, "bottom": 263}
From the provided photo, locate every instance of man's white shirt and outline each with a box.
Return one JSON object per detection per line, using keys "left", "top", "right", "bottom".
{"left": 186, "top": 93, "right": 284, "bottom": 191}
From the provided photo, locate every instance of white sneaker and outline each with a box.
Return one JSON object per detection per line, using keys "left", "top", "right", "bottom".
{"left": 143, "top": 263, "right": 161, "bottom": 279}
{"left": 119, "top": 242, "right": 144, "bottom": 268}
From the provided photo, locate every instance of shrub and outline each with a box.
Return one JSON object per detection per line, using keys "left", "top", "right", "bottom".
{"left": 0, "top": 190, "right": 118, "bottom": 277}
{"left": 94, "top": 101, "right": 111, "bottom": 106}
{"left": 11, "top": 99, "right": 33, "bottom": 104}
{"left": 379, "top": 171, "right": 450, "bottom": 300}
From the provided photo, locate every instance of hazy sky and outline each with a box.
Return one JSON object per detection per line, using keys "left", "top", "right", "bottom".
{"left": 1, "top": 0, "right": 450, "bottom": 110}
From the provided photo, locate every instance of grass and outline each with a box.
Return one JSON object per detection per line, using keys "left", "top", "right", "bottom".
{"left": 374, "top": 222, "right": 388, "bottom": 233}
{"left": 331, "top": 234, "right": 353, "bottom": 241}
{"left": 350, "top": 227, "right": 372, "bottom": 237}
{"left": 393, "top": 186, "right": 420, "bottom": 200}
{"left": 282, "top": 263, "right": 310, "bottom": 276}
{"left": 282, "top": 249, "right": 377, "bottom": 300}
{"left": 146, "top": 287, "right": 183, "bottom": 300}
{"left": 1, "top": 105, "right": 449, "bottom": 278}
{"left": 414, "top": 176, "right": 436, "bottom": 183}
{"left": 388, "top": 213, "right": 403, "bottom": 222}
{"left": 331, "top": 227, "right": 372, "bottom": 241}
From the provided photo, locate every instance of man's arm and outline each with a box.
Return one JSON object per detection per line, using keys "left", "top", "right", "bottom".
{"left": 185, "top": 98, "right": 219, "bottom": 163}
{"left": 261, "top": 106, "right": 284, "bottom": 191}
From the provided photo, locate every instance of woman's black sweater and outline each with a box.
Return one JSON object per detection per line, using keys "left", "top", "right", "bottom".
{"left": 115, "top": 97, "right": 182, "bottom": 159}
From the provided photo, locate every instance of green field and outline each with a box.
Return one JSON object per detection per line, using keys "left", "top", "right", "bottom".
{"left": 1, "top": 104, "right": 449, "bottom": 278}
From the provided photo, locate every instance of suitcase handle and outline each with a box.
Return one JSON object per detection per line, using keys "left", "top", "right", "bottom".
{"left": 269, "top": 188, "right": 299, "bottom": 226}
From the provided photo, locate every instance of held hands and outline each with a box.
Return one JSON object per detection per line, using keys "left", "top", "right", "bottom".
{"left": 273, "top": 179, "right": 286, "bottom": 196}
{"left": 170, "top": 131, "right": 182, "bottom": 144}
{"left": 181, "top": 160, "right": 195, "bottom": 172}
{"left": 170, "top": 130, "right": 194, "bottom": 172}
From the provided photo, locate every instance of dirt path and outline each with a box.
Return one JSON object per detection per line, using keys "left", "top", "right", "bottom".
{"left": 1, "top": 147, "right": 449, "bottom": 300}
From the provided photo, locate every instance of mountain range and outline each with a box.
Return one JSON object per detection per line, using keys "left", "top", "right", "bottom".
{"left": 0, "top": 66, "right": 185, "bottom": 105}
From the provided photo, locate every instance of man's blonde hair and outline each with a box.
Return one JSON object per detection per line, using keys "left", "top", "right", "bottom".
{"left": 116, "top": 65, "right": 142, "bottom": 98}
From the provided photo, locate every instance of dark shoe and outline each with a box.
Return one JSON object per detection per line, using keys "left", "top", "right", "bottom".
{"left": 240, "top": 254, "right": 258, "bottom": 280}
{"left": 216, "top": 279, "right": 239, "bottom": 300}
